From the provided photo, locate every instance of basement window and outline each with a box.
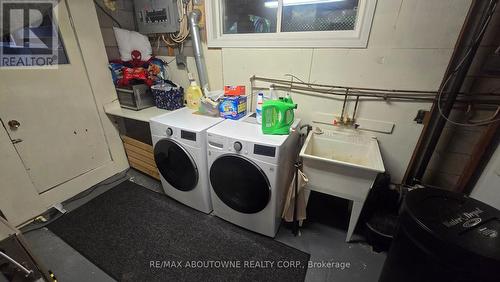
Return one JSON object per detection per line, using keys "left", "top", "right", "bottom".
{"left": 206, "top": 0, "right": 377, "bottom": 48}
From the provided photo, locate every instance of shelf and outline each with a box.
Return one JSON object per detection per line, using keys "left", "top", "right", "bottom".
{"left": 104, "top": 100, "right": 170, "bottom": 123}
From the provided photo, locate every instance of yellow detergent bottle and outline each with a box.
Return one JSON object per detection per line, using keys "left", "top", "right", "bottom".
{"left": 186, "top": 76, "right": 202, "bottom": 110}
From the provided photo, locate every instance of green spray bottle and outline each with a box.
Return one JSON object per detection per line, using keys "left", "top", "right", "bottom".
{"left": 261, "top": 95, "right": 297, "bottom": 135}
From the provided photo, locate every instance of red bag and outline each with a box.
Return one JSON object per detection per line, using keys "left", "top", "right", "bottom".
{"left": 118, "top": 67, "right": 153, "bottom": 86}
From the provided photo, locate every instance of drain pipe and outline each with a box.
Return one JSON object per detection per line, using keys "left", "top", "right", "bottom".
{"left": 189, "top": 9, "right": 210, "bottom": 95}
{"left": 405, "top": 0, "right": 498, "bottom": 185}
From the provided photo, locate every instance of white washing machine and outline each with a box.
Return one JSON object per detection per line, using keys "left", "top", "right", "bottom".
{"left": 206, "top": 117, "right": 301, "bottom": 237}
{"left": 150, "top": 108, "right": 224, "bottom": 214}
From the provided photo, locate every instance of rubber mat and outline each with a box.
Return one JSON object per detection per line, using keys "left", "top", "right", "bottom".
{"left": 48, "top": 180, "right": 309, "bottom": 281}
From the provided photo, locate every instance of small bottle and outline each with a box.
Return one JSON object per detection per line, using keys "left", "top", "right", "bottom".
{"left": 256, "top": 92, "right": 264, "bottom": 124}
{"left": 269, "top": 85, "right": 277, "bottom": 100}
{"left": 186, "top": 73, "right": 203, "bottom": 110}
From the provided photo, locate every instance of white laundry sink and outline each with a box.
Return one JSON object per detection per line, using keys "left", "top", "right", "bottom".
{"left": 299, "top": 129, "right": 385, "bottom": 242}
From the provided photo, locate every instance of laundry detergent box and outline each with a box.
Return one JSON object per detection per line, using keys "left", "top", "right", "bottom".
{"left": 219, "top": 95, "right": 247, "bottom": 120}
{"left": 224, "top": 85, "right": 246, "bottom": 96}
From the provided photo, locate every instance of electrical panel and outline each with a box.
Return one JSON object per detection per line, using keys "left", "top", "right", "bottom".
{"left": 134, "top": 0, "right": 180, "bottom": 34}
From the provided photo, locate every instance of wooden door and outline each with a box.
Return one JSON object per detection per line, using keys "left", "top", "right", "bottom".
{"left": 0, "top": 0, "right": 111, "bottom": 194}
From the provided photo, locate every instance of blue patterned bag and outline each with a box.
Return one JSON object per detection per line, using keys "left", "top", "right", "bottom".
{"left": 151, "top": 81, "right": 184, "bottom": 110}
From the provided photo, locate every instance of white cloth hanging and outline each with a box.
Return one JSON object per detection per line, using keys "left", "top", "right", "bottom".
{"left": 282, "top": 169, "right": 308, "bottom": 222}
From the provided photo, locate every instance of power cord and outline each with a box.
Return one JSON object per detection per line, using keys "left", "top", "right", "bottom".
{"left": 20, "top": 210, "right": 64, "bottom": 234}
{"left": 160, "top": 0, "right": 193, "bottom": 46}
{"left": 169, "top": 0, "right": 193, "bottom": 43}
{"left": 65, "top": 169, "right": 130, "bottom": 203}
{"left": 467, "top": 106, "right": 500, "bottom": 124}
{"left": 436, "top": 0, "right": 500, "bottom": 127}
{"left": 20, "top": 169, "right": 130, "bottom": 234}
{"left": 93, "top": 0, "right": 122, "bottom": 28}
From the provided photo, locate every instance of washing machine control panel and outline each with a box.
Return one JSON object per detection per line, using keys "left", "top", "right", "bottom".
{"left": 166, "top": 127, "right": 173, "bottom": 136}
{"left": 207, "top": 134, "right": 279, "bottom": 162}
{"left": 181, "top": 130, "right": 197, "bottom": 141}
{"left": 254, "top": 144, "right": 276, "bottom": 157}
{"left": 233, "top": 141, "right": 243, "bottom": 152}
{"left": 161, "top": 126, "right": 201, "bottom": 148}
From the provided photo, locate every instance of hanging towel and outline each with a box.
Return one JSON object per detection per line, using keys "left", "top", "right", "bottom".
{"left": 282, "top": 169, "right": 308, "bottom": 222}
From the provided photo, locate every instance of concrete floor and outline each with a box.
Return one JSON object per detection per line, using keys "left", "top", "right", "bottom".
{"left": 21, "top": 169, "right": 386, "bottom": 282}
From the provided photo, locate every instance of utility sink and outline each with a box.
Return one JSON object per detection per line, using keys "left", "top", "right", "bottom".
{"left": 299, "top": 129, "right": 385, "bottom": 242}
{"left": 300, "top": 129, "right": 385, "bottom": 174}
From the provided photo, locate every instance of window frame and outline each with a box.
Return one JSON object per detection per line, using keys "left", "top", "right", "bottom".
{"left": 206, "top": 0, "right": 377, "bottom": 48}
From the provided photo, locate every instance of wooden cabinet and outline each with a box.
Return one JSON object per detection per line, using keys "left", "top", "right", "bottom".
{"left": 122, "top": 136, "right": 160, "bottom": 180}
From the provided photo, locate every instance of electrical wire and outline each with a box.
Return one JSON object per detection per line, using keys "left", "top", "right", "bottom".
{"left": 467, "top": 106, "right": 500, "bottom": 124}
{"left": 93, "top": 0, "right": 122, "bottom": 28}
{"left": 20, "top": 211, "right": 64, "bottom": 234}
{"left": 67, "top": 169, "right": 130, "bottom": 202}
{"left": 155, "top": 0, "right": 193, "bottom": 48}
{"left": 161, "top": 34, "right": 177, "bottom": 47}
{"left": 436, "top": 0, "right": 500, "bottom": 127}
{"left": 20, "top": 169, "right": 130, "bottom": 234}
{"left": 165, "top": 57, "right": 176, "bottom": 65}
{"left": 168, "top": 0, "right": 193, "bottom": 44}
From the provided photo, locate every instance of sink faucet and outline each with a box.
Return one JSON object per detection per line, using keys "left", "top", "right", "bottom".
{"left": 335, "top": 93, "right": 360, "bottom": 129}
{"left": 333, "top": 115, "right": 360, "bottom": 129}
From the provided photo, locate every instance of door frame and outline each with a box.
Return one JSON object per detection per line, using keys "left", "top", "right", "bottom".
{"left": 0, "top": 0, "right": 128, "bottom": 226}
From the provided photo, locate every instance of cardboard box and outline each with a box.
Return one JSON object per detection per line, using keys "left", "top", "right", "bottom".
{"left": 224, "top": 85, "right": 246, "bottom": 96}
{"left": 219, "top": 96, "right": 247, "bottom": 120}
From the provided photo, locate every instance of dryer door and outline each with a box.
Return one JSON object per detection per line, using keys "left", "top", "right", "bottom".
{"left": 210, "top": 155, "right": 271, "bottom": 214}
{"left": 154, "top": 139, "right": 198, "bottom": 191}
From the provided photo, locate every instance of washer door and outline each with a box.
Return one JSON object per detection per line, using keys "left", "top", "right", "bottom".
{"left": 154, "top": 139, "right": 198, "bottom": 191}
{"left": 210, "top": 155, "right": 271, "bottom": 214}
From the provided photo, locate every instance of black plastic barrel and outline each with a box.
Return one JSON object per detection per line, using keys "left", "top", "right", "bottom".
{"left": 379, "top": 188, "right": 500, "bottom": 282}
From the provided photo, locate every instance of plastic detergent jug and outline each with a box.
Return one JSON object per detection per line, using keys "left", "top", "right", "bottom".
{"left": 262, "top": 95, "right": 297, "bottom": 135}
{"left": 186, "top": 75, "right": 202, "bottom": 110}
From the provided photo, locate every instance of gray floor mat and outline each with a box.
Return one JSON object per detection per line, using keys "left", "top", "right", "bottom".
{"left": 48, "top": 181, "right": 309, "bottom": 281}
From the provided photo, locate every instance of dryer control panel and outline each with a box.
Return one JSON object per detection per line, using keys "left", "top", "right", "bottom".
{"left": 181, "top": 130, "right": 196, "bottom": 141}
{"left": 207, "top": 133, "right": 278, "bottom": 163}
{"left": 254, "top": 144, "right": 276, "bottom": 158}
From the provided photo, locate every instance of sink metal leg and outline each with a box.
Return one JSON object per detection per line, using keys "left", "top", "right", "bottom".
{"left": 346, "top": 200, "right": 364, "bottom": 242}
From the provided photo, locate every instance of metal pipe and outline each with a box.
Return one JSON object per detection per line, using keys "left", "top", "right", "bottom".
{"left": 251, "top": 75, "right": 438, "bottom": 95}
{"left": 252, "top": 85, "right": 500, "bottom": 105}
{"left": 0, "top": 251, "right": 33, "bottom": 276}
{"left": 188, "top": 9, "right": 209, "bottom": 94}
{"left": 251, "top": 75, "right": 500, "bottom": 98}
{"left": 259, "top": 80, "right": 433, "bottom": 97}
{"left": 340, "top": 90, "right": 348, "bottom": 123}
{"left": 353, "top": 96, "right": 360, "bottom": 122}
{"left": 268, "top": 85, "right": 436, "bottom": 100}
{"left": 406, "top": 0, "right": 498, "bottom": 185}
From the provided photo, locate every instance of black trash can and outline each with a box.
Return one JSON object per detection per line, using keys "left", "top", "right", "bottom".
{"left": 379, "top": 188, "right": 500, "bottom": 282}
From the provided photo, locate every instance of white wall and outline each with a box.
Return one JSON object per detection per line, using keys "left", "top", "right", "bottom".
{"left": 163, "top": 0, "right": 472, "bottom": 183}
{"left": 95, "top": 0, "right": 136, "bottom": 60}
{"left": 471, "top": 145, "right": 500, "bottom": 210}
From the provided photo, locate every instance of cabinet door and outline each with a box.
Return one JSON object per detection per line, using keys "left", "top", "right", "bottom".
{"left": 0, "top": 0, "right": 111, "bottom": 194}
